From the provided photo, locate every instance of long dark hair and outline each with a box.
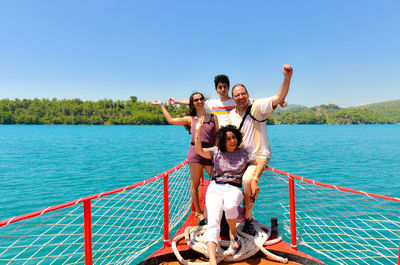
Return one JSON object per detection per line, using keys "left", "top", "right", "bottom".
{"left": 185, "top": 92, "right": 205, "bottom": 133}
{"left": 186, "top": 92, "right": 205, "bottom": 116}
{"left": 216, "top": 125, "right": 243, "bottom": 152}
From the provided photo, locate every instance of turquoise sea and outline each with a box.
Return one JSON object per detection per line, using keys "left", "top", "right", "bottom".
{"left": 0, "top": 124, "right": 399, "bottom": 221}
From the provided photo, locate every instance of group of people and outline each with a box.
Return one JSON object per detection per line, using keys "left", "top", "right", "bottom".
{"left": 149, "top": 64, "right": 293, "bottom": 265}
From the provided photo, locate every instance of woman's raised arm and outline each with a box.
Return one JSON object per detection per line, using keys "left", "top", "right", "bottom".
{"left": 149, "top": 101, "right": 191, "bottom": 126}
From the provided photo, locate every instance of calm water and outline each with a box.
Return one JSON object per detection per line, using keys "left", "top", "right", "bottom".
{"left": 0, "top": 124, "right": 399, "bottom": 221}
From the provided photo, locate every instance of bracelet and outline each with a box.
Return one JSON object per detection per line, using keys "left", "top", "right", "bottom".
{"left": 195, "top": 136, "right": 200, "bottom": 139}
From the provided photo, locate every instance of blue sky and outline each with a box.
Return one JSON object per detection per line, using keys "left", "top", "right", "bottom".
{"left": 0, "top": 0, "right": 399, "bottom": 107}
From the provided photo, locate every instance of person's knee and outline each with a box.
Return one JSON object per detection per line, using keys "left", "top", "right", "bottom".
{"left": 223, "top": 205, "right": 239, "bottom": 219}
{"left": 190, "top": 181, "right": 200, "bottom": 191}
{"left": 205, "top": 223, "right": 221, "bottom": 244}
{"left": 242, "top": 181, "right": 251, "bottom": 195}
{"left": 242, "top": 166, "right": 256, "bottom": 191}
{"left": 243, "top": 193, "right": 254, "bottom": 206}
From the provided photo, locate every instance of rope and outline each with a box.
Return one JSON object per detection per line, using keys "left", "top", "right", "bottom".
{"left": 172, "top": 221, "right": 289, "bottom": 264}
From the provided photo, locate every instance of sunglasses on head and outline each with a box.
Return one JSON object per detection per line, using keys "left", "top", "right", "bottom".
{"left": 193, "top": 97, "right": 205, "bottom": 102}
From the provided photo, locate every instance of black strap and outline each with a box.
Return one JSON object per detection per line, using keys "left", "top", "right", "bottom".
{"left": 212, "top": 176, "right": 242, "bottom": 188}
{"left": 238, "top": 104, "right": 269, "bottom": 130}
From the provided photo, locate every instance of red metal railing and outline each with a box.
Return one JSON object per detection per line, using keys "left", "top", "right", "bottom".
{"left": 83, "top": 200, "right": 93, "bottom": 265}
{"left": 267, "top": 166, "right": 400, "bottom": 258}
{"left": 1, "top": 161, "right": 398, "bottom": 264}
{"left": 398, "top": 239, "right": 400, "bottom": 265}
{"left": 288, "top": 174, "right": 297, "bottom": 250}
{"left": 0, "top": 160, "right": 188, "bottom": 265}
{"left": 163, "top": 172, "right": 170, "bottom": 247}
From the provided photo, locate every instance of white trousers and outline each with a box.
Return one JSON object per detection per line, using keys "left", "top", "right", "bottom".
{"left": 204, "top": 181, "right": 244, "bottom": 244}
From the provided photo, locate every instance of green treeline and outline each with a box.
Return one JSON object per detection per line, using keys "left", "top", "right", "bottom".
{"left": 272, "top": 101, "right": 400, "bottom": 124}
{"left": 0, "top": 97, "right": 399, "bottom": 125}
{"left": 0, "top": 97, "right": 188, "bottom": 125}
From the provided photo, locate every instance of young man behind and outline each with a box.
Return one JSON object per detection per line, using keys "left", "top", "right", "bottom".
{"left": 168, "top": 74, "right": 235, "bottom": 127}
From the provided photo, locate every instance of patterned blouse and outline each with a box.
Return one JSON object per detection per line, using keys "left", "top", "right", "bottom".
{"left": 208, "top": 146, "right": 257, "bottom": 188}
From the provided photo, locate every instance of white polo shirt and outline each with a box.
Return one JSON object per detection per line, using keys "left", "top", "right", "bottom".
{"left": 229, "top": 97, "right": 274, "bottom": 158}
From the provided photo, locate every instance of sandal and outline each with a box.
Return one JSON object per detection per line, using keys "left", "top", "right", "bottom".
{"left": 230, "top": 236, "right": 241, "bottom": 251}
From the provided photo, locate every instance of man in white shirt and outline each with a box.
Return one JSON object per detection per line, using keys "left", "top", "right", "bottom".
{"left": 168, "top": 74, "right": 236, "bottom": 127}
{"left": 229, "top": 64, "right": 293, "bottom": 235}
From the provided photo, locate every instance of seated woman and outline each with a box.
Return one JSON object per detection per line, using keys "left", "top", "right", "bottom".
{"left": 149, "top": 92, "right": 218, "bottom": 225}
{"left": 194, "top": 118, "right": 264, "bottom": 265}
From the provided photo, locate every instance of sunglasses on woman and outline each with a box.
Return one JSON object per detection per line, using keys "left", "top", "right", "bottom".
{"left": 193, "top": 97, "right": 205, "bottom": 103}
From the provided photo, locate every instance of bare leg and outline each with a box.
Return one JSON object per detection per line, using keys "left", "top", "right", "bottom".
{"left": 242, "top": 159, "right": 268, "bottom": 219}
{"left": 226, "top": 218, "right": 238, "bottom": 246}
{"left": 189, "top": 164, "right": 204, "bottom": 217}
{"left": 202, "top": 165, "right": 213, "bottom": 217}
{"left": 207, "top": 241, "right": 217, "bottom": 265}
{"left": 242, "top": 180, "right": 254, "bottom": 220}
{"left": 203, "top": 165, "right": 213, "bottom": 178}
{"left": 242, "top": 175, "right": 257, "bottom": 236}
{"left": 242, "top": 164, "right": 258, "bottom": 220}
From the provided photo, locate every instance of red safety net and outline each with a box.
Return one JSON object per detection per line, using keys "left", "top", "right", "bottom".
{"left": 0, "top": 161, "right": 399, "bottom": 264}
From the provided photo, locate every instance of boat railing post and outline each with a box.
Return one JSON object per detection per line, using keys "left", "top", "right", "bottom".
{"left": 288, "top": 175, "right": 297, "bottom": 250}
{"left": 397, "top": 238, "right": 400, "bottom": 265}
{"left": 163, "top": 173, "right": 170, "bottom": 247}
{"left": 83, "top": 199, "right": 93, "bottom": 265}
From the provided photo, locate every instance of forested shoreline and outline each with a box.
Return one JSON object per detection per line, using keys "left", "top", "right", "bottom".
{"left": 0, "top": 97, "right": 187, "bottom": 125}
{"left": 272, "top": 102, "right": 400, "bottom": 124}
{"left": 0, "top": 97, "right": 399, "bottom": 125}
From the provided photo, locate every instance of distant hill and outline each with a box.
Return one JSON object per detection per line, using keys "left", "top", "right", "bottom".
{"left": 354, "top": 99, "right": 400, "bottom": 110}
{"left": 271, "top": 100, "right": 400, "bottom": 124}
{"left": 278, "top": 104, "right": 307, "bottom": 110}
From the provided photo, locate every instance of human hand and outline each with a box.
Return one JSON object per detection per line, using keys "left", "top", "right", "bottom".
{"left": 283, "top": 64, "right": 293, "bottom": 78}
{"left": 279, "top": 100, "right": 288, "bottom": 108}
{"left": 251, "top": 179, "right": 260, "bottom": 200}
{"left": 148, "top": 100, "right": 162, "bottom": 106}
{"left": 168, "top": 97, "right": 176, "bottom": 105}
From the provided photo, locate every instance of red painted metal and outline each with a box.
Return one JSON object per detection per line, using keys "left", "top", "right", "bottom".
{"left": 288, "top": 175, "right": 297, "bottom": 250}
{"left": 267, "top": 167, "right": 400, "bottom": 203}
{"left": 398, "top": 239, "right": 400, "bottom": 265}
{"left": 163, "top": 173, "right": 170, "bottom": 247}
{"left": 1, "top": 161, "right": 399, "bottom": 263}
{"left": 0, "top": 160, "right": 189, "bottom": 228}
{"left": 83, "top": 200, "right": 93, "bottom": 265}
